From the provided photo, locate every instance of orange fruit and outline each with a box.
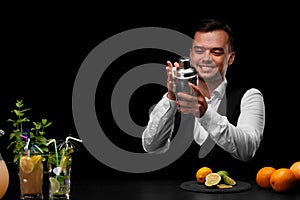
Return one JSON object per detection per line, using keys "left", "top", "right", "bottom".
{"left": 196, "top": 167, "right": 212, "bottom": 184}
{"left": 270, "top": 168, "right": 297, "bottom": 192}
{"left": 256, "top": 166, "right": 276, "bottom": 189}
{"left": 290, "top": 161, "right": 300, "bottom": 181}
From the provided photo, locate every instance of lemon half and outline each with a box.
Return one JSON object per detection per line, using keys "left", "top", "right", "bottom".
{"left": 205, "top": 173, "right": 221, "bottom": 187}
{"left": 49, "top": 177, "right": 60, "bottom": 194}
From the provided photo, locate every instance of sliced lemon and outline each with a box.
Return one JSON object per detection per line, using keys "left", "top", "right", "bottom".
{"left": 30, "top": 155, "right": 42, "bottom": 166}
{"left": 20, "top": 156, "right": 34, "bottom": 174}
{"left": 205, "top": 173, "right": 221, "bottom": 187}
{"left": 217, "top": 184, "right": 233, "bottom": 189}
{"left": 60, "top": 156, "right": 67, "bottom": 172}
{"left": 49, "top": 177, "right": 60, "bottom": 194}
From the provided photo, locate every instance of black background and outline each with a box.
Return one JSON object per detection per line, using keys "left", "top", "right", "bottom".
{"left": 0, "top": 2, "right": 299, "bottom": 193}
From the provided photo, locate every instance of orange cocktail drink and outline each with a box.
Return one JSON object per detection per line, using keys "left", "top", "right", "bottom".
{"left": 19, "top": 154, "right": 44, "bottom": 199}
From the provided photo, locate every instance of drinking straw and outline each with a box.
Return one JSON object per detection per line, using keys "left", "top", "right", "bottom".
{"left": 24, "top": 138, "right": 30, "bottom": 150}
{"left": 46, "top": 139, "right": 59, "bottom": 166}
{"left": 34, "top": 144, "right": 44, "bottom": 154}
{"left": 59, "top": 136, "right": 83, "bottom": 168}
{"left": 65, "top": 136, "right": 83, "bottom": 144}
{"left": 20, "top": 134, "right": 29, "bottom": 156}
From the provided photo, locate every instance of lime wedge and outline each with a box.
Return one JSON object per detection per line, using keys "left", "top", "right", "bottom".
{"left": 205, "top": 173, "right": 221, "bottom": 187}
{"left": 217, "top": 170, "right": 229, "bottom": 178}
{"left": 49, "top": 177, "right": 60, "bottom": 194}
{"left": 223, "top": 174, "right": 236, "bottom": 186}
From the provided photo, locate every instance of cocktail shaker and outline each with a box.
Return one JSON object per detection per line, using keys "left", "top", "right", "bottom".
{"left": 172, "top": 57, "right": 197, "bottom": 96}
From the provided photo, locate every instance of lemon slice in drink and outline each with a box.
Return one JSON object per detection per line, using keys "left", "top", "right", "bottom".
{"left": 61, "top": 156, "right": 67, "bottom": 172}
{"left": 205, "top": 173, "right": 221, "bottom": 187}
{"left": 49, "top": 177, "right": 60, "bottom": 194}
{"left": 20, "top": 156, "right": 34, "bottom": 174}
{"left": 30, "top": 155, "right": 42, "bottom": 165}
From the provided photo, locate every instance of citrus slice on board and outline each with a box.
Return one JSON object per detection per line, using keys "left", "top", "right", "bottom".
{"left": 223, "top": 174, "right": 236, "bottom": 186}
{"left": 205, "top": 173, "right": 221, "bottom": 187}
{"left": 217, "top": 183, "right": 233, "bottom": 189}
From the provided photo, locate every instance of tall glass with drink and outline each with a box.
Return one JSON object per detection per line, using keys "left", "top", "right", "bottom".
{"left": 19, "top": 153, "right": 44, "bottom": 199}
{"left": 48, "top": 152, "right": 72, "bottom": 199}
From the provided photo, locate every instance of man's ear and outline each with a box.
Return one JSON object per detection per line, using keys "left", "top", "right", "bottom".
{"left": 228, "top": 51, "right": 235, "bottom": 65}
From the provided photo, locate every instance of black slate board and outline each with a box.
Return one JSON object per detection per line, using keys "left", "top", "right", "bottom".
{"left": 180, "top": 180, "right": 252, "bottom": 193}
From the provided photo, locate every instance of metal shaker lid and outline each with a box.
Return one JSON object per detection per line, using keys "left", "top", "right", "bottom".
{"left": 176, "top": 57, "right": 197, "bottom": 79}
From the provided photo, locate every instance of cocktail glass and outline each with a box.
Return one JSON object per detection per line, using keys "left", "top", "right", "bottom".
{"left": 19, "top": 153, "right": 44, "bottom": 199}
{"left": 48, "top": 153, "right": 72, "bottom": 199}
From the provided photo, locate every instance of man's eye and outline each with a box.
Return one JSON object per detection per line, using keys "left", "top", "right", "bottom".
{"left": 195, "top": 49, "right": 205, "bottom": 54}
{"left": 211, "top": 50, "right": 223, "bottom": 56}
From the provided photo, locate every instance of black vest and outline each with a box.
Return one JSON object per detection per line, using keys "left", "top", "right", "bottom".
{"left": 173, "top": 85, "right": 258, "bottom": 181}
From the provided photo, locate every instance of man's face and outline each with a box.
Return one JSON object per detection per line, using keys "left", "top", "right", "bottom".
{"left": 190, "top": 30, "right": 234, "bottom": 83}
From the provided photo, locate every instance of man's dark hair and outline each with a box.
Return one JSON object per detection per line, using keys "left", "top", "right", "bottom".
{"left": 193, "top": 18, "right": 234, "bottom": 52}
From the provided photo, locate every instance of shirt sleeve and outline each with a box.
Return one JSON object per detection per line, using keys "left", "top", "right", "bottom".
{"left": 142, "top": 93, "right": 178, "bottom": 153}
{"left": 197, "top": 88, "right": 265, "bottom": 161}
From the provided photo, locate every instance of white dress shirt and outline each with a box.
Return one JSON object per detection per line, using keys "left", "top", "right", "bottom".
{"left": 142, "top": 79, "right": 265, "bottom": 162}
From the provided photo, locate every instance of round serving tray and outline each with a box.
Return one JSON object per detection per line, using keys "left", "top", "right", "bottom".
{"left": 180, "top": 180, "right": 252, "bottom": 193}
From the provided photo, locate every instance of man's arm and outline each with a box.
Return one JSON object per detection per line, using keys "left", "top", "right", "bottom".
{"left": 142, "top": 94, "right": 178, "bottom": 153}
{"left": 198, "top": 88, "right": 265, "bottom": 161}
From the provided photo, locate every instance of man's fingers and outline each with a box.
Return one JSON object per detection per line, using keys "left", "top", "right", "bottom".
{"left": 188, "top": 82, "right": 202, "bottom": 96}
{"left": 167, "top": 60, "right": 173, "bottom": 68}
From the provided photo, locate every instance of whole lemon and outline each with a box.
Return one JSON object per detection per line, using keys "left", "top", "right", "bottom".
{"left": 196, "top": 167, "right": 212, "bottom": 184}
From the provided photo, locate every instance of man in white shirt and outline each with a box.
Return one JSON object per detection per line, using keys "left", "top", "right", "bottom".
{"left": 142, "top": 19, "right": 265, "bottom": 176}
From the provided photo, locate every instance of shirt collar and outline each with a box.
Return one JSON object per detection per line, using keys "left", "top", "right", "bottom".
{"left": 211, "top": 78, "right": 227, "bottom": 99}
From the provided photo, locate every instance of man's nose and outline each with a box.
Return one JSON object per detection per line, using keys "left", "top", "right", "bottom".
{"left": 202, "top": 50, "right": 212, "bottom": 62}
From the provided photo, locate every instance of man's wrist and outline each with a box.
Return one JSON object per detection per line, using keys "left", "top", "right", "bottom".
{"left": 167, "top": 92, "right": 176, "bottom": 100}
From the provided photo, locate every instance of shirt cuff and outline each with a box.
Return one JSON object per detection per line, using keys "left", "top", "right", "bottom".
{"left": 160, "top": 93, "right": 177, "bottom": 115}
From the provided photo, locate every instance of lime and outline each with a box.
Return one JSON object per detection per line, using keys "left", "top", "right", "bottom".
{"left": 223, "top": 174, "right": 236, "bottom": 186}
{"left": 49, "top": 177, "right": 60, "bottom": 194}
{"left": 20, "top": 156, "right": 34, "bottom": 174}
{"left": 217, "top": 170, "right": 229, "bottom": 178}
{"left": 205, "top": 173, "right": 221, "bottom": 187}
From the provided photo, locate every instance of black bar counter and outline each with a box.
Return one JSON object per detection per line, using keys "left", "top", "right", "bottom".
{"left": 2, "top": 179, "right": 299, "bottom": 200}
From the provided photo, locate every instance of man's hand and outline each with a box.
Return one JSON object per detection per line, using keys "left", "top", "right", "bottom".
{"left": 176, "top": 82, "right": 208, "bottom": 118}
{"left": 166, "top": 61, "right": 179, "bottom": 100}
